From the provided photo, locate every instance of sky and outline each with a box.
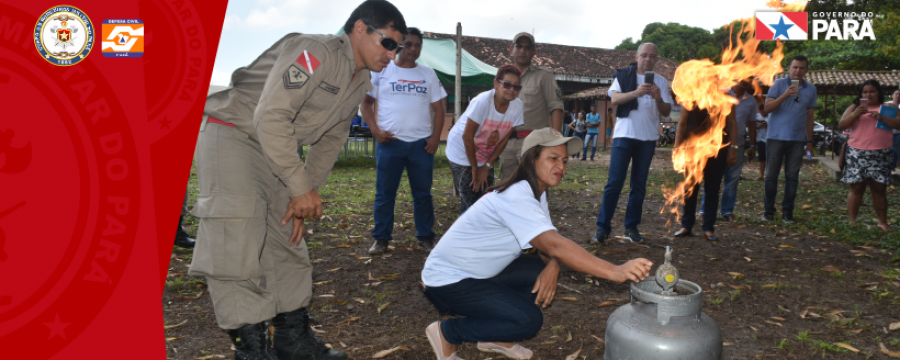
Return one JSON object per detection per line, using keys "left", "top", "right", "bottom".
{"left": 211, "top": 0, "right": 781, "bottom": 86}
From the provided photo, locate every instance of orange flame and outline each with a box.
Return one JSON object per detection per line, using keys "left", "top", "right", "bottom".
{"left": 766, "top": 0, "right": 809, "bottom": 12}
{"left": 662, "top": 17, "right": 788, "bottom": 228}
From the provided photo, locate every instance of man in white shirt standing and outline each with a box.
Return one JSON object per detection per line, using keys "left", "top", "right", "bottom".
{"left": 591, "top": 43, "right": 673, "bottom": 244}
{"left": 361, "top": 27, "right": 447, "bottom": 255}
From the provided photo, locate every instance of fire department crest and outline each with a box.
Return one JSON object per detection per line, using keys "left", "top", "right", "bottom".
{"left": 34, "top": 6, "right": 94, "bottom": 66}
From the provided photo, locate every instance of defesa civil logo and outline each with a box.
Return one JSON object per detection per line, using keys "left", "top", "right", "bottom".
{"left": 755, "top": 11, "right": 877, "bottom": 41}
{"left": 34, "top": 5, "right": 94, "bottom": 66}
{"left": 101, "top": 19, "right": 144, "bottom": 57}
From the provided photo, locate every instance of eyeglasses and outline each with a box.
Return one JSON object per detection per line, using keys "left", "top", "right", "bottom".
{"left": 368, "top": 25, "right": 403, "bottom": 53}
{"left": 497, "top": 80, "right": 522, "bottom": 91}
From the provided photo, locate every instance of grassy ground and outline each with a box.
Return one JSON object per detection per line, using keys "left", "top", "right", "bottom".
{"left": 184, "top": 145, "right": 900, "bottom": 248}
{"left": 168, "top": 144, "right": 900, "bottom": 359}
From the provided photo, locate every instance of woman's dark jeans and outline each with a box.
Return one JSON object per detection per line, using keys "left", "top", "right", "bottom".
{"left": 681, "top": 146, "right": 728, "bottom": 232}
{"left": 422, "top": 254, "right": 545, "bottom": 345}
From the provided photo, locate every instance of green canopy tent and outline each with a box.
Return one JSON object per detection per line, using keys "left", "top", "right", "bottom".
{"left": 335, "top": 28, "right": 497, "bottom": 87}
{"left": 417, "top": 36, "right": 496, "bottom": 86}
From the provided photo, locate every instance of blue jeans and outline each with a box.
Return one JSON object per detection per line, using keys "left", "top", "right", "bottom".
{"left": 572, "top": 131, "right": 586, "bottom": 158}
{"left": 892, "top": 133, "right": 900, "bottom": 169}
{"left": 422, "top": 254, "right": 545, "bottom": 345}
{"left": 583, "top": 133, "right": 599, "bottom": 159}
{"left": 764, "top": 139, "right": 805, "bottom": 216}
{"left": 596, "top": 138, "right": 656, "bottom": 233}
{"left": 372, "top": 138, "right": 435, "bottom": 241}
{"left": 700, "top": 147, "right": 744, "bottom": 216}
{"left": 683, "top": 147, "right": 728, "bottom": 232}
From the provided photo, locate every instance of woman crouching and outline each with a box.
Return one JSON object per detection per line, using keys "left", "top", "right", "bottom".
{"left": 420, "top": 128, "right": 653, "bottom": 360}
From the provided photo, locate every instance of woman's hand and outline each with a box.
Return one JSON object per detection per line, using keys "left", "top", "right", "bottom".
{"left": 609, "top": 258, "right": 653, "bottom": 284}
{"left": 469, "top": 166, "right": 489, "bottom": 192}
{"left": 869, "top": 111, "right": 882, "bottom": 120}
{"left": 853, "top": 104, "right": 867, "bottom": 118}
{"left": 727, "top": 147, "right": 737, "bottom": 167}
{"left": 532, "top": 260, "right": 560, "bottom": 308}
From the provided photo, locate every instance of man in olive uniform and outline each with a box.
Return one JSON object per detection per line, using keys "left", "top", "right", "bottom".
{"left": 190, "top": 1, "right": 406, "bottom": 359}
{"left": 498, "top": 32, "right": 564, "bottom": 181}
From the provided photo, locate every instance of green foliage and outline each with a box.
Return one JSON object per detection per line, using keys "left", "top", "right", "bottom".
{"left": 612, "top": 0, "right": 900, "bottom": 72}
{"left": 614, "top": 22, "right": 718, "bottom": 63}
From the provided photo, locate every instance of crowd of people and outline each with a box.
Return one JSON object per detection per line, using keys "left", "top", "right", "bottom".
{"left": 184, "top": 1, "right": 900, "bottom": 359}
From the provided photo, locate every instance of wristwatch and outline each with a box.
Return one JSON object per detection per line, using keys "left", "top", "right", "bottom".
{"left": 730, "top": 145, "right": 739, "bottom": 150}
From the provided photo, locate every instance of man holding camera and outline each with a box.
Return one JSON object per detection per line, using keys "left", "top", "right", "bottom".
{"left": 762, "top": 55, "right": 817, "bottom": 223}
{"left": 591, "top": 43, "right": 672, "bottom": 244}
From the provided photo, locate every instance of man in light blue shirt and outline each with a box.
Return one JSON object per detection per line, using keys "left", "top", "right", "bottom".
{"left": 762, "top": 55, "right": 817, "bottom": 223}
{"left": 701, "top": 79, "right": 757, "bottom": 222}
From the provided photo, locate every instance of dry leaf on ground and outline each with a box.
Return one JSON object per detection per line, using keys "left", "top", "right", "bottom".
{"left": 564, "top": 349, "right": 582, "bottom": 360}
{"left": 822, "top": 265, "right": 841, "bottom": 272}
{"left": 881, "top": 343, "right": 900, "bottom": 358}
{"left": 372, "top": 345, "right": 410, "bottom": 358}
{"left": 833, "top": 343, "right": 859, "bottom": 353}
{"left": 164, "top": 320, "right": 188, "bottom": 330}
{"left": 377, "top": 302, "right": 390, "bottom": 314}
{"left": 176, "top": 291, "right": 206, "bottom": 301}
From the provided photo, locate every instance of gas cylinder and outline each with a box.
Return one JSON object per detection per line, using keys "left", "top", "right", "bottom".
{"left": 604, "top": 247, "right": 722, "bottom": 360}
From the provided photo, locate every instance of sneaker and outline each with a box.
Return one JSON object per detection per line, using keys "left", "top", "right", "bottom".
{"left": 623, "top": 228, "right": 645, "bottom": 244}
{"left": 722, "top": 214, "right": 736, "bottom": 222}
{"left": 782, "top": 214, "right": 795, "bottom": 223}
{"left": 368, "top": 239, "right": 389, "bottom": 255}
{"left": 761, "top": 213, "right": 774, "bottom": 222}
{"left": 590, "top": 228, "right": 609, "bottom": 244}
{"left": 418, "top": 238, "right": 436, "bottom": 252}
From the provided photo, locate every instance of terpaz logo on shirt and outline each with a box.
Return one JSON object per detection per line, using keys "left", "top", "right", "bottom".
{"left": 389, "top": 79, "right": 428, "bottom": 95}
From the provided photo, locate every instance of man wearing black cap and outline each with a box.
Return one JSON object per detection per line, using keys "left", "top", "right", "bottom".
{"left": 497, "top": 32, "right": 564, "bottom": 181}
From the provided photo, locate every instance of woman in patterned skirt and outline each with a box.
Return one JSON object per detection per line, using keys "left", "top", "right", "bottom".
{"left": 839, "top": 80, "right": 900, "bottom": 229}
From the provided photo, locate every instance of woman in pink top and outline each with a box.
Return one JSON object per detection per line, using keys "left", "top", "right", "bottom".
{"left": 838, "top": 80, "right": 900, "bottom": 229}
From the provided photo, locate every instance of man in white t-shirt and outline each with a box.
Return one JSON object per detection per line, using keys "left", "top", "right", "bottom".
{"left": 591, "top": 43, "right": 673, "bottom": 245}
{"left": 361, "top": 27, "right": 447, "bottom": 255}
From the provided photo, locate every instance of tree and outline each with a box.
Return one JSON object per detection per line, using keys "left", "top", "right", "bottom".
{"left": 614, "top": 37, "right": 638, "bottom": 51}
{"left": 613, "top": 22, "right": 716, "bottom": 63}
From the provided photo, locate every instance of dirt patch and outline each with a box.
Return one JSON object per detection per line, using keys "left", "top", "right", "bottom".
{"left": 165, "top": 153, "right": 900, "bottom": 359}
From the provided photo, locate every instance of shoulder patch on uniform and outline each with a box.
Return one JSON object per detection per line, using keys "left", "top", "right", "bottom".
{"left": 283, "top": 65, "right": 309, "bottom": 89}
{"left": 317, "top": 81, "right": 340, "bottom": 95}
{"left": 296, "top": 50, "right": 321, "bottom": 74}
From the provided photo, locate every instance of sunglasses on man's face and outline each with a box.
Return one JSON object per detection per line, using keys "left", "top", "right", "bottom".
{"left": 497, "top": 80, "right": 522, "bottom": 91}
{"left": 368, "top": 25, "right": 403, "bottom": 53}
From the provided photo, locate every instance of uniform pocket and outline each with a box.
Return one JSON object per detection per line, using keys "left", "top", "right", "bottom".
{"left": 189, "top": 193, "right": 266, "bottom": 281}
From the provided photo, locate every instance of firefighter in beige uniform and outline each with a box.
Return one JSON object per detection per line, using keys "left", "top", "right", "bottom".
{"left": 190, "top": 2, "right": 407, "bottom": 359}
{"left": 498, "top": 32, "right": 564, "bottom": 181}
